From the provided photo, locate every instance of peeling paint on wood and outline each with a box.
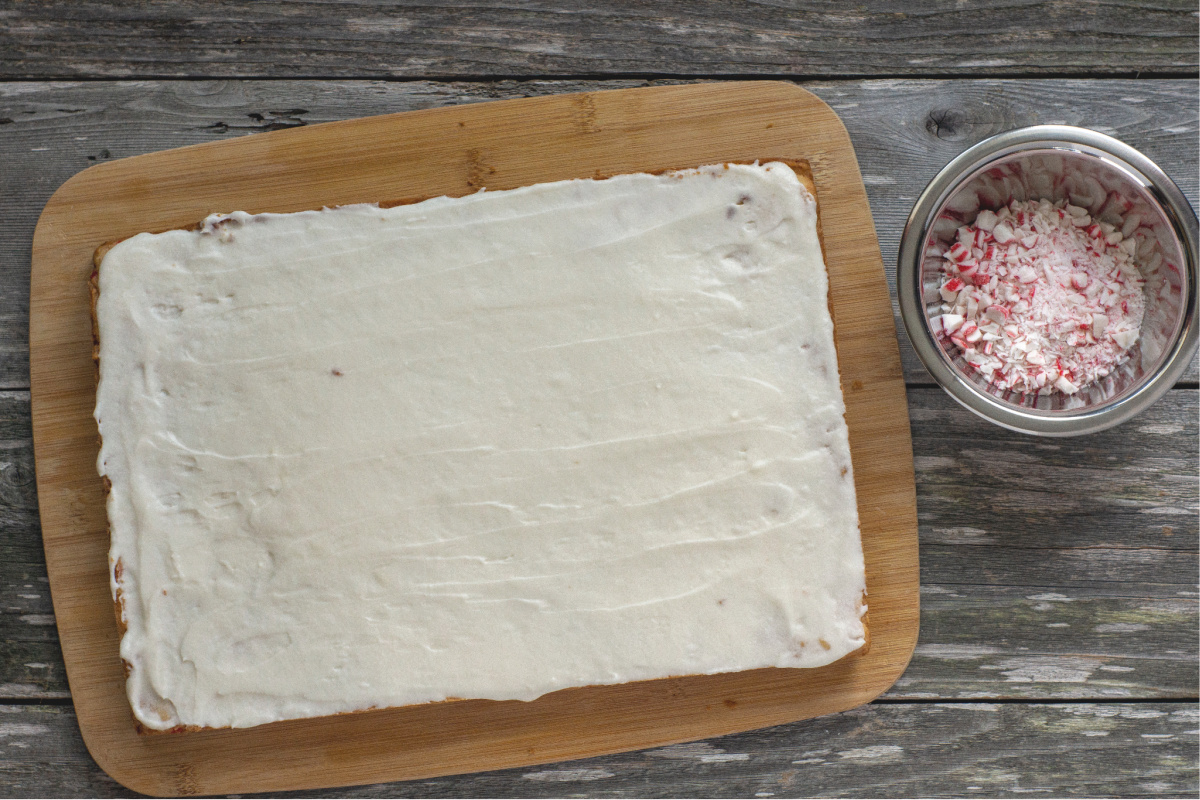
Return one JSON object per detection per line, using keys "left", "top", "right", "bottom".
{"left": 523, "top": 769, "right": 615, "bottom": 782}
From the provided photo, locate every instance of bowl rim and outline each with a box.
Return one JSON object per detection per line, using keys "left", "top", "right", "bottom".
{"left": 897, "top": 124, "right": 1200, "bottom": 436}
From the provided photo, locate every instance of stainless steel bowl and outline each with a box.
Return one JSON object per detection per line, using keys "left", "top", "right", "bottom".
{"left": 898, "top": 125, "right": 1198, "bottom": 436}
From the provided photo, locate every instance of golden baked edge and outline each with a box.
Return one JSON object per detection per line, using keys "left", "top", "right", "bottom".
{"left": 90, "top": 159, "right": 868, "bottom": 735}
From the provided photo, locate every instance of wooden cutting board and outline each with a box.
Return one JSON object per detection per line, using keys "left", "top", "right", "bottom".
{"left": 29, "top": 81, "right": 919, "bottom": 797}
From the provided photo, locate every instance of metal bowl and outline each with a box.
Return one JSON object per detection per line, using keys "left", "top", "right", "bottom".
{"left": 898, "top": 125, "right": 1198, "bottom": 436}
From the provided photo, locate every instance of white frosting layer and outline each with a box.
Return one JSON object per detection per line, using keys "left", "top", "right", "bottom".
{"left": 95, "top": 162, "right": 866, "bottom": 731}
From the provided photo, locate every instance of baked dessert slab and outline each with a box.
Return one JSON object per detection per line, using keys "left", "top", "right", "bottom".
{"left": 93, "top": 161, "right": 868, "bottom": 732}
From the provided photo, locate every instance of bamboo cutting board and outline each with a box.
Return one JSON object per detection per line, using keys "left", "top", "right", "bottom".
{"left": 30, "top": 82, "right": 919, "bottom": 797}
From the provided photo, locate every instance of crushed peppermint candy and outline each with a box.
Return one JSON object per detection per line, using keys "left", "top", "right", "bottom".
{"left": 930, "top": 198, "right": 1145, "bottom": 395}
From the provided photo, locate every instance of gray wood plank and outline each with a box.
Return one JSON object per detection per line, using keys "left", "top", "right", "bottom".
{"left": 1, "top": 78, "right": 1197, "bottom": 390}
{"left": 0, "top": 390, "right": 67, "bottom": 701}
{"left": 1, "top": 1, "right": 1196, "bottom": 80}
{"left": 1, "top": 701, "right": 1195, "bottom": 798}
{"left": 910, "top": 387, "right": 1198, "bottom": 555}
{"left": 3, "top": 388, "right": 1194, "bottom": 702}
{"left": 898, "top": 589, "right": 1199, "bottom": 701}
{"left": 838, "top": 78, "right": 1200, "bottom": 385}
{"left": 898, "top": 388, "right": 1198, "bottom": 701}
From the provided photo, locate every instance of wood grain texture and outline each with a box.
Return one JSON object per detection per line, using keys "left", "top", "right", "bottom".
{"left": 2, "top": 78, "right": 1195, "bottom": 390}
{"left": 0, "top": 387, "right": 69, "bottom": 702}
{"left": 4, "top": 74, "right": 1197, "bottom": 797}
{"left": 895, "top": 388, "right": 1198, "bottom": 702}
{"left": 28, "top": 82, "right": 918, "bottom": 796}
{"left": 1, "top": 1, "right": 1196, "bottom": 79}
{"left": 3, "top": 388, "right": 1194, "bottom": 702}
{"left": 1, "top": 701, "right": 1196, "bottom": 798}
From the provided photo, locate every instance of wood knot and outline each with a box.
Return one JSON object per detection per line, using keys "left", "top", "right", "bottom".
{"left": 925, "top": 108, "right": 970, "bottom": 141}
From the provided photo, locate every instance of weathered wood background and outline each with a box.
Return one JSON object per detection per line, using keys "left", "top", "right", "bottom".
{"left": 1, "top": 1, "right": 1196, "bottom": 78}
{"left": 1, "top": 2, "right": 1197, "bottom": 797}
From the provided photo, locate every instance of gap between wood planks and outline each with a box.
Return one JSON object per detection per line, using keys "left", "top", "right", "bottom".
{"left": 0, "top": 71, "right": 1197, "bottom": 83}
{"left": 3, "top": 695, "right": 1195, "bottom": 706}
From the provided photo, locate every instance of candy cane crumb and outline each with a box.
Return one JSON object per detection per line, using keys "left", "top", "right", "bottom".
{"left": 931, "top": 198, "right": 1145, "bottom": 395}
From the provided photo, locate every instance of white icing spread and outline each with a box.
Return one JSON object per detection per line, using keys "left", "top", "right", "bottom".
{"left": 95, "top": 162, "right": 866, "bottom": 731}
